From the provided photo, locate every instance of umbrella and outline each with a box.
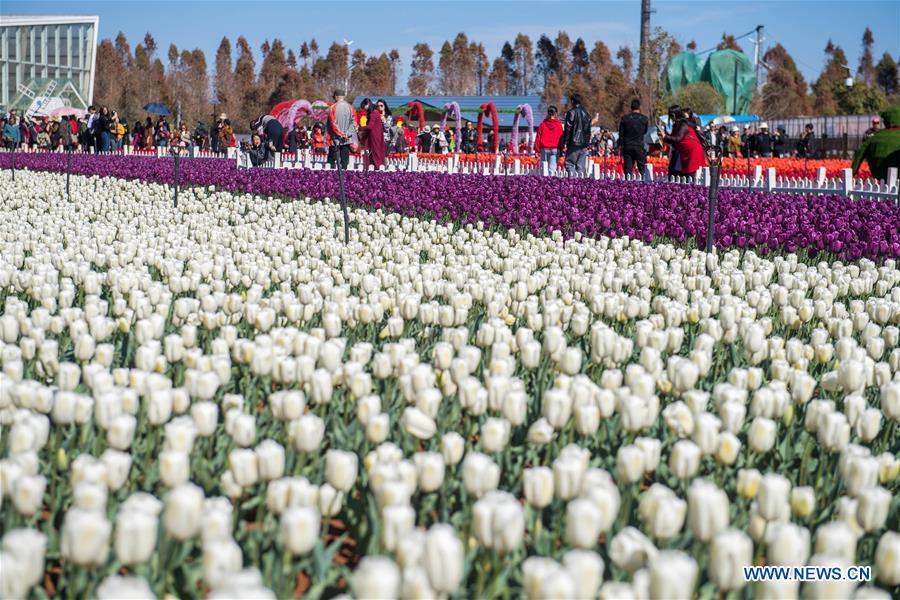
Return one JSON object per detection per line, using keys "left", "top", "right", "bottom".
{"left": 49, "top": 106, "right": 87, "bottom": 118}
{"left": 143, "top": 103, "right": 171, "bottom": 116}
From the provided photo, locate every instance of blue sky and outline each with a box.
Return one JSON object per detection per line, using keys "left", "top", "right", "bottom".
{"left": 3, "top": 0, "right": 898, "bottom": 92}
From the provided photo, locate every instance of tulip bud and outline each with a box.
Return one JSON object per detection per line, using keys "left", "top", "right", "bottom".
{"left": 481, "top": 418, "right": 511, "bottom": 453}
{"left": 281, "top": 506, "right": 320, "bottom": 555}
{"left": 715, "top": 432, "right": 741, "bottom": 465}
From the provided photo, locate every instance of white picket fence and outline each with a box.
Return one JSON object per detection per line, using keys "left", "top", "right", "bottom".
{"left": 8, "top": 145, "right": 899, "bottom": 202}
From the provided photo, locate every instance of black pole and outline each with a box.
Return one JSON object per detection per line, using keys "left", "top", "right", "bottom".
{"left": 66, "top": 149, "right": 71, "bottom": 200}
{"left": 732, "top": 62, "right": 738, "bottom": 116}
{"left": 706, "top": 158, "right": 721, "bottom": 253}
{"left": 173, "top": 149, "right": 180, "bottom": 208}
{"left": 335, "top": 143, "right": 350, "bottom": 244}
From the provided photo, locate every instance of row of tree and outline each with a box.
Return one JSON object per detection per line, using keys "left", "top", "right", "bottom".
{"left": 93, "top": 28, "right": 899, "bottom": 133}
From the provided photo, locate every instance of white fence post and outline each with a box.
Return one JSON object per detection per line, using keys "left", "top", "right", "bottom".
{"left": 701, "top": 167, "right": 711, "bottom": 186}
{"left": 753, "top": 165, "right": 762, "bottom": 185}
{"left": 766, "top": 167, "right": 776, "bottom": 192}
{"left": 592, "top": 162, "right": 601, "bottom": 179}
{"left": 494, "top": 155, "right": 502, "bottom": 174}
{"left": 886, "top": 167, "right": 898, "bottom": 191}
{"left": 274, "top": 152, "right": 282, "bottom": 169}
{"left": 841, "top": 168, "right": 853, "bottom": 197}
{"left": 645, "top": 164, "right": 653, "bottom": 181}
{"left": 816, "top": 167, "right": 827, "bottom": 188}
{"left": 513, "top": 159, "right": 521, "bottom": 175}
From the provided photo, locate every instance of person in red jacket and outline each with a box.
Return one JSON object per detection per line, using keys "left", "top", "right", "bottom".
{"left": 399, "top": 119, "right": 417, "bottom": 153}
{"left": 660, "top": 107, "right": 707, "bottom": 181}
{"left": 534, "top": 106, "right": 563, "bottom": 175}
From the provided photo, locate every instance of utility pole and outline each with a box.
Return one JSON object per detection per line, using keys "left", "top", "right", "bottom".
{"left": 639, "top": 0, "right": 652, "bottom": 83}
{"left": 754, "top": 25, "right": 764, "bottom": 89}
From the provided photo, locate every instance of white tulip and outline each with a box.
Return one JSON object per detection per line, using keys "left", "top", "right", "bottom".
{"left": 95, "top": 575, "right": 155, "bottom": 600}
{"left": 164, "top": 483, "right": 204, "bottom": 540}
{"left": 523, "top": 466, "right": 554, "bottom": 509}
{"left": 290, "top": 414, "right": 325, "bottom": 452}
{"left": 255, "top": 440, "right": 286, "bottom": 481}
{"left": 115, "top": 508, "right": 158, "bottom": 565}
{"left": 609, "top": 527, "right": 657, "bottom": 574}
{"left": 757, "top": 473, "right": 791, "bottom": 521}
{"left": 566, "top": 498, "right": 603, "bottom": 549}
{"left": 281, "top": 506, "right": 320, "bottom": 555}
{"left": 422, "top": 524, "right": 464, "bottom": 594}
{"left": 669, "top": 439, "right": 701, "bottom": 479}
{"left": 12, "top": 475, "right": 45, "bottom": 517}
{"left": 748, "top": 416, "right": 777, "bottom": 453}
{"left": 875, "top": 531, "right": 900, "bottom": 586}
{"left": 856, "top": 486, "right": 891, "bottom": 532}
{"left": 462, "top": 452, "right": 500, "bottom": 498}
{"left": 709, "top": 529, "right": 752, "bottom": 591}
{"left": 687, "top": 479, "right": 729, "bottom": 542}
{"left": 325, "top": 449, "right": 358, "bottom": 492}
{"left": 401, "top": 407, "right": 437, "bottom": 440}
{"left": 766, "top": 522, "right": 810, "bottom": 566}
{"left": 61, "top": 508, "right": 111, "bottom": 566}
{"left": 649, "top": 551, "right": 697, "bottom": 600}
{"left": 413, "top": 452, "right": 445, "bottom": 493}
{"left": 440, "top": 432, "right": 465, "bottom": 466}
{"left": 480, "top": 417, "right": 511, "bottom": 453}
{"left": 1, "top": 528, "right": 46, "bottom": 588}
{"left": 562, "top": 549, "right": 604, "bottom": 600}
{"left": 354, "top": 556, "right": 401, "bottom": 600}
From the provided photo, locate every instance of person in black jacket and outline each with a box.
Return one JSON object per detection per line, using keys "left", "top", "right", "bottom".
{"left": 772, "top": 126, "right": 786, "bottom": 158}
{"left": 247, "top": 133, "right": 271, "bottom": 166}
{"left": 796, "top": 123, "right": 815, "bottom": 158}
{"left": 618, "top": 98, "right": 649, "bottom": 179}
{"left": 560, "top": 93, "right": 592, "bottom": 176}
{"left": 460, "top": 121, "right": 478, "bottom": 154}
{"left": 755, "top": 123, "right": 773, "bottom": 157}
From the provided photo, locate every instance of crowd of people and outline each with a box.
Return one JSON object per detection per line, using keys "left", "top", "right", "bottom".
{"left": 0, "top": 105, "right": 238, "bottom": 155}
{"left": 4, "top": 96, "right": 868, "bottom": 177}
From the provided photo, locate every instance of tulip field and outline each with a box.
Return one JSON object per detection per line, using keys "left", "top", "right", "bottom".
{"left": 0, "top": 158, "right": 899, "bottom": 599}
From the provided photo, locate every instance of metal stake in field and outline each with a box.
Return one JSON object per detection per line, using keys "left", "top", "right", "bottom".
{"left": 66, "top": 149, "right": 72, "bottom": 200}
{"left": 172, "top": 148, "right": 181, "bottom": 208}
{"left": 706, "top": 154, "right": 722, "bottom": 253}
{"left": 335, "top": 142, "right": 350, "bottom": 244}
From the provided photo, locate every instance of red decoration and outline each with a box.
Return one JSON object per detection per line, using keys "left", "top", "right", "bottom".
{"left": 407, "top": 101, "right": 425, "bottom": 131}
{"left": 476, "top": 102, "right": 499, "bottom": 153}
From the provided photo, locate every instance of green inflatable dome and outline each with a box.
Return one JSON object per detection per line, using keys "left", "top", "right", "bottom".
{"left": 700, "top": 50, "right": 756, "bottom": 115}
{"left": 666, "top": 52, "right": 702, "bottom": 95}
